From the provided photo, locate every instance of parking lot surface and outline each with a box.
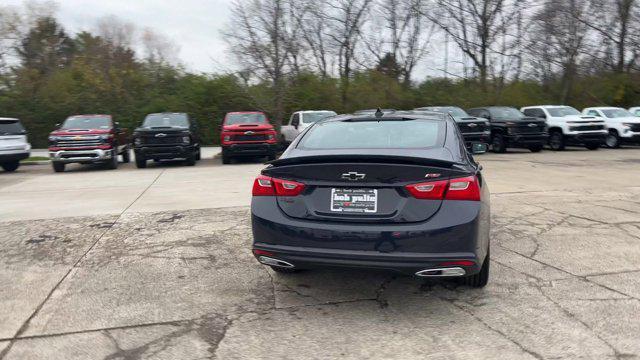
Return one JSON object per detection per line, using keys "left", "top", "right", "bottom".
{"left": 1, "top": 148, "right": 639, "bottom": 359}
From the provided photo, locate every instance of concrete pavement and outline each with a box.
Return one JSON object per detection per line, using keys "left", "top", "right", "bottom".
{"left": 0, "top": 147, "right": 639, "bottom": 359}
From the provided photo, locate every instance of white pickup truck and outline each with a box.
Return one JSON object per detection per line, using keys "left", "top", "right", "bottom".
{"left": 280, "top": 110, "right": 337, "bottom": 145}
{"left": 582, "top": 107, "right": 640, "bottom": 148}
{"left": 520, "top": 105, "right": 607, "bottom": 150}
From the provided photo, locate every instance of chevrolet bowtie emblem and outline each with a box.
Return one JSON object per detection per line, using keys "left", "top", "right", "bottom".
{"left": 341, "top": 172, "right": 366, "bottom": 181}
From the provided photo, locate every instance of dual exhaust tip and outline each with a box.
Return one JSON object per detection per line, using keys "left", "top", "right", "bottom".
{"left": 415, "top": 267, "right": 466, "bottom": 277}
{"left": 258, "top": 256, "right": 295, "bottom": 268}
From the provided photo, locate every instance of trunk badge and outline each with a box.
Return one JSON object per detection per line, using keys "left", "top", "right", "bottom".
{"left": 341, "top": 172, "right": 366, "bottom": 181}
{"left": 467, "top": 123, "right": 478, "bottom": 127}
{"left": 528, "top": 123, "right": 538, "bottom": 127}
{"left": 155, "top": 133, "right": 167, "bottom": 137}
{"left": 424, "top": 173, "right": 441, "bottom": 178}
{"left": 244, "top": 131, "right": 255, "bottom": 135}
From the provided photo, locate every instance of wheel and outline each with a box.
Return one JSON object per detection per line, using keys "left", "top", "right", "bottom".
{"left": 195, "top": 148, "right": 201, "bottom": 161}
{"left": 222, "top": 155, "right": 231, "bottom": 164}
{"left": 267, "top": 152, "right": 277, "bottom": 161}
{"left": 52, "top": 162, "right": 65, "bottom": 173}
{"left": 121, "top": 146, "right": 130, "bottom": 163}
{"left": 270, "top": 266, "right": 299, "bottom": 274}
{"left": 605, "top": 130, "right": 620, "bottom": 148}
{"left": 135, "top": 155, "right": 147, "bottom": 168}
{"left": 529, "top": 144, "right": 543, "bottom": 153}
{"left": 585, "top": 142, "right": 600, "bottom": 150}
{"left": 106, "top": 149, "right": 119, "bottom": 169}
{"left": 464, "top": 248, "right": 490, "bottom": 288}
{"left": 548, "top": 131, "right": 565, "bottom": 151}
{"left": 491, "top": 133, "right": 507, "bottom": 153}
{"left": 1, "top": 161, "right": 20, "bottom": 172}
{"left": 185, "top": 155, "right": 196, "bottom": 166}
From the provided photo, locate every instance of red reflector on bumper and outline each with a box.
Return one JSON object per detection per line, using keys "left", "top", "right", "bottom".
{"left": 253, "top": 249, "right": 274, "bottom": 257}
{"left": 438, "top": 260, "right": 476, "bottom": 267}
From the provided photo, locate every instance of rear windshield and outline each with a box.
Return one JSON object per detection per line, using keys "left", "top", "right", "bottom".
{"left": 299, "top": 119, "right": 445, "bottom": 149}
{"left": 547, "top": 107, "right": 580, "bottom": 117}
{"left": 491, "top": 107, "right": 525, "bottom": 119}
{"left": 143, "top": 114, "right": 189, "bottom": 128}
{"left": 302, "top": 111, "right": 337, "bottom": 123}
{"left": 0, "top": 120, "right": 26, "bottom": 135}
{"left": 61, "top": 116, "right": 111, "bottom": 130}
{"left": 225, "top": 113, "right": 267, "bottom": 125}
{"left": 423, "top": 107, "right": 468, "bottom": 118}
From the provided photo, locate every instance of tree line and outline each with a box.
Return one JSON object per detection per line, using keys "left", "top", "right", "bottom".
{"left": 1, "top": 0, "right": 639, "bottom": 147}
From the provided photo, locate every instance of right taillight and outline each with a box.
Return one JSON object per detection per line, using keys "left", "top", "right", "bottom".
{"left": 405, "top": 175, "right": 480, "bottom": 201}
{"left": 252, "top": 175, "right": 305, "bottom": 197}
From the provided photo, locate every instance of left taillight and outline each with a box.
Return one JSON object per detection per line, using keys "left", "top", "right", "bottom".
{"left": 405, "top": 175, "right": 481, "bottom": 201}
{"left": 252, "top": 175, "right": 305, "bottom": 196}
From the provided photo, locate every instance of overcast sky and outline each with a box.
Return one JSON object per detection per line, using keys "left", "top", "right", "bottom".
{"left": 6, "top": 0, "right": 235, "bottom": 74}
{"left": 5, "top": 0, "right": 462, "bottom": 78}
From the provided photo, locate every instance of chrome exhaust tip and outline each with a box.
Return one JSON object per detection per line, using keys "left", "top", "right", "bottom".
{"left": 258, "top": 256, "right": 295, "bottom": 268}
{"left": 415, "top": 267, "right": 466, "bottom": 277}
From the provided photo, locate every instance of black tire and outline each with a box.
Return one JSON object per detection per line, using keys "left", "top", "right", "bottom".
{"left": 52, "top": 162, "right": 65, "bottom": 173}
{"left": 135, "top": 155, "right": 147, "bottom": 168}
{"left": 464, "top": 248, "right": 490, "bottom": 288}
{"left": 222, "top": 155, "right": 231, "bottom": 164}
{"left": 195, "top": 147, "right": 201, "bottom": 161}
{"left": 605, "top": 130, "right": 620, "bottom": 149}
{"left": 585, "top": 142, "right": 600, "bottom": 150}
{"left": 529, "top": 144, "right": 543, "bottom": 153}
{"left": 549, "top": 131, "right": 565, "bottom": 151}
{"left": 106, "top": 149, "right": 119, "bottom": 169}
{"left": 185, "top": 155, "right": 196, "bottom": 166}
{"left": 270, "top": 266, "right": 299, "bottom": 274}
{"left": 267, "top": 152, "right": 277, "bottom": 161}
{"left": 491, "top": 133, "right": 507, "bottom": 153}
{"left": 1, "top": 161, "right": 20, "bottom": 172}
{"left": 121, "top": 146, "right": 130, "bottom": 163}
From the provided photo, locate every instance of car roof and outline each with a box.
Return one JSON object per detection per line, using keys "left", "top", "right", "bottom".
{"left": 296, "top": 110, "right": 336, "bottom": 113}
{"left": 583, "top": 107, "right": 621, "bottom": 110}
{"left": 147, "top": 112, "right": 187, "bottom": 115}
{"left": 322, "top": 112, "right": 447, "bottom": 123}
{"left": 226, "top": 111, "right": 265, "bottom": 115}
{"left": 69, "top": 114, "right": 111, "bottom": 117}
{"left": 522, "top": 105, "right": 571, "bottom": 109}
{"left": 0, "top": 117, "right": 19, "bottom": 121}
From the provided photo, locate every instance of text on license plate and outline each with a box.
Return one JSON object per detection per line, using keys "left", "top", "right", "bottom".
{"left": 330, "top": 188, "right": 377, "bottom": 213}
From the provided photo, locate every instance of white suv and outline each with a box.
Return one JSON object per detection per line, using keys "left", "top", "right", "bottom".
{"left": 0, "top": 118, "right": 31, "bottom": 172}
{"left": 280, "top": 110, "right": 337, "bottom": 145}
{"left": 520, "top": 105, "right": 607, "bottom": 150}
{"left": 582, "top": 107, "right": 640, "bottom": 148}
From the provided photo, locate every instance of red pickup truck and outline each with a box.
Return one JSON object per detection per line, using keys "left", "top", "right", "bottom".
{"left": 220, "top": 111, "right": 278, "bottom": 164}
{"left": 48, "top": 114, "right": 130, "bottom": 172}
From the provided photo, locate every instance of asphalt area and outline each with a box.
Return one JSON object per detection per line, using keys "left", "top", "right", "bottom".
{"left": 1, "top": 147, "right": 639, "bottom": 359}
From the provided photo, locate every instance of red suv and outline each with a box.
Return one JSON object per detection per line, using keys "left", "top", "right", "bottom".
{"left": 220, "top": 111, "right": 278, "bottom": 164}
{"left": 48, "top": 115, "right": 130, "bottom": 172}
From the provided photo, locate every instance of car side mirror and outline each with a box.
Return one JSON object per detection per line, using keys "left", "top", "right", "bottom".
{"left": 55, "top": 123, "right": 60, "bottom": 128}
{"left": 471, "top": 142, "right": 488, "bottom": 154}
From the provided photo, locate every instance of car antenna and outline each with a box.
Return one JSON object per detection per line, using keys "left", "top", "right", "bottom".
{"left": 375, "top": 108, "right": 383, "bottom": 119}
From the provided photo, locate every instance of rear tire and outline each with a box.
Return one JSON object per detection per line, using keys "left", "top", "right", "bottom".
{"left": 267, "top": 152, "right": 277, "bottom": 161}
{"left": 121, "top": 146, "right": 130, "bottom": 163}
{"left": 529, "top": 144, "right": 543, "bottom": 153}
{"left": 52, "top": 162, "right": 65, "bottom": 173}
{"left": 135, "top": 155, "right": 147, "bottom": 168}
{"left": 491, "top": 133, "right": 507, "bottom": 153}
{"left": 185, "top": 155, "right": 196, "bottom": 166}
{"left": 1, "top": 161, "right": 20, "bottom": 172}
{"left": 605, "top": 130, "right": 620, "bottom": 148}
{"left": 195, "top": 147, "right": 201, "bottom": 161}
{"left": 270, "top": 266, "right": 299, "bottom": 274}
{"left": 585, "top": 142, "right": 600, "bottom": 150}
{"left": 464, "top": 249, "right": 490, "bottom": 288}
{"left": 549, "top": 131, "right": 565, "bottom": 151}
{"left": 222, "top": 155, "right": 231, "bottom": 164}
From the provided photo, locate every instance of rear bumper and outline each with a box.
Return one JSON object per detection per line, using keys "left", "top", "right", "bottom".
{"left": 135, "top": 145, "right": 195, "bottom": 159}
{"left": 505, "top": 134, "right": 548, "bottom": 146}
{"left": 49, "top": 148, "right": 113, "bottom": 163}
{"left": 0, "top": 151, "right": 30, "bottom": 163}
{"left": 223, "top": 143, "right": 278, "bottom": 157}
{"left": 251, "top": 197, "right": 490, "bottom": 276}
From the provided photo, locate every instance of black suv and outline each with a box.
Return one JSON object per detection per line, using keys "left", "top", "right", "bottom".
{"left": 414, "top": 106, "right": 490, "bottom": 148}
{"left": 467, "top": 107, "right": 548, "bottom": 153}
{"left": 133, "top": 113, "right": 201, "bottom": 168}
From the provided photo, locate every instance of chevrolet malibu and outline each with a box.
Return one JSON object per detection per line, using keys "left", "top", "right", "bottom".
{"left": 250, "top": 111, "right": 491, "bottom": 287}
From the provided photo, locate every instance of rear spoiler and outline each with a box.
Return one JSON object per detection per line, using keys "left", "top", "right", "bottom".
{"left": 268, "top": 154, "right": 462, "bottom": 169}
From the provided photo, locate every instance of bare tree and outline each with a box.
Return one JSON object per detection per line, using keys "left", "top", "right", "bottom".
{"left": 224, "top": 0, "right": 297, "bottom": 127}
{"left": 141, "top": 28, "right": 180, "bottom": 65}
{"left": 527, "top": 0, "right": 591, "bottom": 103}
{"left": 95, "top": 15, "right": 136, "bottom": 50}
{"left": 365, "top": 0, "right": 435, "bottom": 85}
{"left": 295, "top": 1, "right": 332, "bottom": 78}
{"left": 581, "top": 0, "right": 639, "bottom": 73}
{"left": 428, "top": 0, "right": 523, "bottom": 89}
{"left": 325, "top": 0, "right": 373, "bottom": 106}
